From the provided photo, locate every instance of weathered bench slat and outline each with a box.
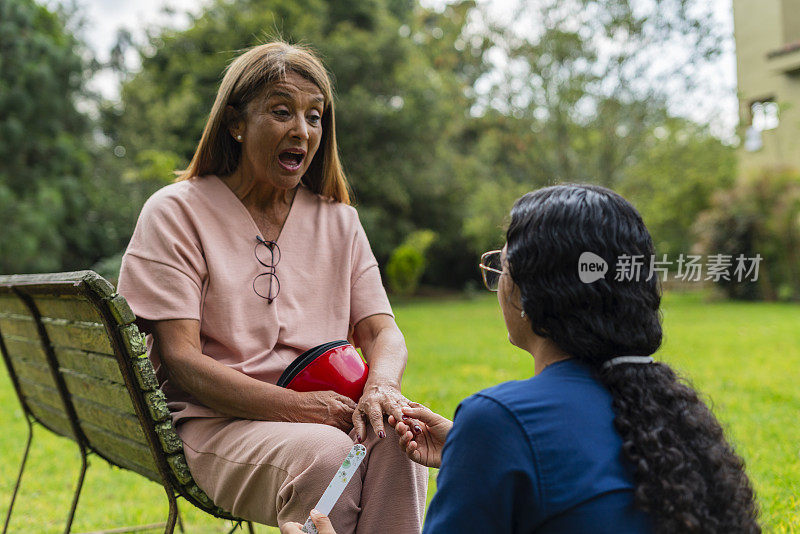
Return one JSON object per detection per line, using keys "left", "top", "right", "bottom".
{"left": 167, "top": 454, "right": 192, "bottom": 485}
{"left": 0, "top": 294, "right": 32, "bottom": 315}
{"left": 16, "top": 379, "right": 78, "bottom": 439}
{"left": 155, "top": 420, "right": 183, "bottom": 454}
{"left": 107, "top": 294, "right": 136, "bottom": 325}
{"left": 1, "top": 271, "right": 238, "bottom": 524}
{"left": 2, "top": 336, "right": 49, "bottom": 364}
{"left": 61, "top": 369, "right": 136, "bottom": 415}
{"left": 187, "top": 484, "right": 216, "bottom": 509}
{"left": 72, "top": 396, "right": 145, "bottom": 442}
{"left": 0, "top": 315, "right": 40, "bottom": 340}
{"left": 120, "top": 324, "right": 146, "bottom": 357}
{"left": 81, "top": 420, "right": 159, "bottom": 477}
{"left": 32, "top": 296, "right": 106, "bottom": 324}
{"left": 4, "top": 271, "right": 114, "bottom": 298}
{"left": 86, "top": 446, "right": 162, "bottom": 484}
{"left": 15, "top": 377, "right": 76, "bottom": 439}
{"left": 106, "top": 453, "right": 163, "bottom": 485}
{"left": 17, "top": 375, "right": 64, "bottom": 412}
{"left": 55, "top": 346, "right": 123, "bottom": 385}
{"left": 6, "top": 356, "right": 55, "bottom": 388}
{"left": 145, "top": 389, "right": 171, "bottom": 422}
{"left": 25, "top": 397, "right": 76, "bottom": 439}
{"left": 132, "top": 357, "right": 159, "bottom": 391}
{"left": 43, "top": 320, "right": 114, "bottom": 355}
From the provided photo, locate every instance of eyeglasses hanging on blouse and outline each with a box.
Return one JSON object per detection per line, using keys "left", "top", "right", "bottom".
{"left": 253, "top": 235, "right": 281, "bottom": 304}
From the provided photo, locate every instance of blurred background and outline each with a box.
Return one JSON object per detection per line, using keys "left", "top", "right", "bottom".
{"left": 2, "top": 1, "right": 800, "bottom": 531}
{"left": 2, "top": 0, "right": 798, "bottom": 301}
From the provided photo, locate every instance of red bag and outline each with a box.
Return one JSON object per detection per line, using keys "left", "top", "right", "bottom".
{"left": 277, "top": 341, "right": 369, "bottom": 403}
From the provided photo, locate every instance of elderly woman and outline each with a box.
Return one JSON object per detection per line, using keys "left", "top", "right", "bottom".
{"left": 286, "top": 185, "right": 760, "bottom": 534}
{"left": 117, "top": 42, "right": 427, "bottom": 532}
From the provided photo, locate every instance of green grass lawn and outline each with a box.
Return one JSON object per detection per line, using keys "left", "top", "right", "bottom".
{"left": 1, "top": 291, "right": 798, "bottom": 532}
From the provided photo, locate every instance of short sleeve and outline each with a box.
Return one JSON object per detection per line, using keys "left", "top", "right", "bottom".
{"left": 348, "top": 214, "right": 393, "bottom": 326}
{"left": 117, "top": 190, "right": 207, "bottom": 322}
{"left": 422, "top": 395, "right": 542, "bottom": 534}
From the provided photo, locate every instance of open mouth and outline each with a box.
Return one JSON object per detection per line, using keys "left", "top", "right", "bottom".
{"left": 278, "top": 149, "right": 305, "bottom": 171}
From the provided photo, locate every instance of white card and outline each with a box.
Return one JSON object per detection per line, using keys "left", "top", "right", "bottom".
{"left": 302, "top": 444, "right": 367, "bottom": 534}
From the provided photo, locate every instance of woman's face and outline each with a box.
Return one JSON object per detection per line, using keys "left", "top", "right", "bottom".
{"left": 234, "top": 71, "right": 324, "bottom": 190}
{"left": 498, "top": 244, "right": 530, "bottom": 348}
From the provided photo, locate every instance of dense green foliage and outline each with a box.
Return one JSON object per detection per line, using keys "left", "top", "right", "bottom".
{"left": 0, "top": 0, "right": 139, "bottom": 274}
{"left": 616, "top": 118, "right": 738, "bottom": 258}
{"left": 694, "top": 167, "right": 800, "bottom": 301}
{"left": 100, "top": 0, "right": 488, "bottom": 286}
{"left": 386, "top": 229, "right": 437, "bottom": 295}
{"left": 0, "top": 0, "right": 781, "bottom": 300}
{"left": 101, "top": 0, "right": 732, "bottom": 287}
{"left": 1, "top": 293, "right": 798, "bottom": 530}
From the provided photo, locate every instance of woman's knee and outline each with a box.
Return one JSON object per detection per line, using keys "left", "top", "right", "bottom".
{"left": 278, "top": 426, "right": 361, "bottom": 526}
{"left": 307, "top": 427, "right": 358, "bottom": 477}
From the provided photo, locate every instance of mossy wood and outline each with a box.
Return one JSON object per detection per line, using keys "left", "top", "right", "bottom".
{"left": 61, "top": 369, "right": 138, "bottom": 415}
{"left": 72, "top": 396, "right": 144, "bottom": 438}
{"left": 55, "top": 346, "right": 123, "bottom": 384}
{"left": 0, "top": 314, "right": 41, "bottom": 339}
{"left": 21, "top": 393, "right": 76, "bottom": 439}
{"left": 0, "top": 270, "right": 234, "bottom": 522}
{"left": 44, "top": 320, "right": 114, "bottom": 355}
{"left": 2, "top": 337, "right": 49, "bottom": 367}
{"left": 32, "top": 296, "right": 107, "bottom": 324}
{"left": 9, "top": 357, "right": 54, "bottom": 389}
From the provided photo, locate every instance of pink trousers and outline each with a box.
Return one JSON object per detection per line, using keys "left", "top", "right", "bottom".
{"left": 177, "top": 417, "right": 428, "bottom": 533}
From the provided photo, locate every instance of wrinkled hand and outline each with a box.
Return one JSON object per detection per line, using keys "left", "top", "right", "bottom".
{"left": 352, "top": 381, "right": 408, "bottom": 442}
{"left": 280, "top": 509, "right": 337, "bottom": 534}
{"left": 289, "top": 390, "right": 357, "bottom": 433}
{"left": 387, "top": 402, "right": 452, "bottom": 468}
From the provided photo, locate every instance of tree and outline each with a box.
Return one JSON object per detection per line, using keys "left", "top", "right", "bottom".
{"left": 457, "top": 0, "right": 729, "bottom": 255}
{"left": 0, "top": 0, "right": 139, "bottom": 274}
{"left": 102, "top": 0, "right": 490, "bottom": 286}
{"left": 616, "top": 118, "right": 736, "bottom": 258}
{"left": 0, "top": 0, "right": 90, "bottom": 272}
{"left": 694, "top": 167, "right": 800, "bottom": 301}
{"left": 102, "top": 0, "right": 732, "bottom": 288}
{"left": 479, "top": 0, "right": 724, "bottom": 184}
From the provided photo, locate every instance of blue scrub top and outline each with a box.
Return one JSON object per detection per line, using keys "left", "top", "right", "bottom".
{"left": 423, "top": 359, "right": 653, "bottom": 534}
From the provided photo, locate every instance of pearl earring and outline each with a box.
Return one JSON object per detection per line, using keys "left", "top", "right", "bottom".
{"left": 521, "top": 310, "right": 526, "bottom": 318}
{"left": 236, "top": 134, "right": 242, "bottom": 141}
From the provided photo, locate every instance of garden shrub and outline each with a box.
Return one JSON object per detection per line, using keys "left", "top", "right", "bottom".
{"left": 694, "top": 166, "right": 800, "bottom": 301}
{"left": 386, "top": 230, "right": 436, "bottom": 295}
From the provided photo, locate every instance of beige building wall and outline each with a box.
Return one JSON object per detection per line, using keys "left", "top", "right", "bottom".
{"left": 733, "top": 0, "right": 800, "bottom": 174}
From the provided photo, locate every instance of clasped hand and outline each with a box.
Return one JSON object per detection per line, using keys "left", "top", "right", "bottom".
{"left": 292, "top": 383, "right": 452, "bottom": 466}
{"left": 388, "top": 402, "right": 452, "bottom": 468}
{"left": 288, "top": 379, "right": 412, "bottom": 440}
{"left": 288, "top": 390, "right": 357, "bottom": 433}
{"left": 289, "top": 384, "right": 452, "bottom": 469}
{"left": 352, "top": 380, "right": 409, "bottom": 442}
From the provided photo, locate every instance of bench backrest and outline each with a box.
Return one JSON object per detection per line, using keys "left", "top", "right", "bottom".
{"left": 0, "top": 282, "right": 79, "bottom": 441}
{"left": 0, "top": 271, "right": 230, "bottom": 518}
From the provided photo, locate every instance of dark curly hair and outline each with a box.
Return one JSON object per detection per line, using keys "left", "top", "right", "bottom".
{"left": 505, "top": 184, "right": 760, "bottom": 533}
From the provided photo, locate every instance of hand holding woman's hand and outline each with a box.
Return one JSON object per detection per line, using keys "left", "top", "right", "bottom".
{"left": 280, "top": 510, "right": 337, "bottom": 534}
{"left": 352, "top": 381, "right": 408, "bottom": 442}
{"left": 290, "top": 390, "right": 357, "bottom": 433}
{"left": 387, "top": 402, "right": 452, "bottom": 468}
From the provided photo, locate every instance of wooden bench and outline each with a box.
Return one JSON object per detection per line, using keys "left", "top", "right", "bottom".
{"left": 0, "top": 271, "right": 254, "bottom": 533}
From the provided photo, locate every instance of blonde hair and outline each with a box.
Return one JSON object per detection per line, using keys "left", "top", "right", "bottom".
{"left": 177, "top": 41, "right": 350, "bottom": 204}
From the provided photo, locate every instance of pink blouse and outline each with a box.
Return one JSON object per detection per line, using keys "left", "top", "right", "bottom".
{"left": 117, "top": 176, "right": 393, "bottom": 424}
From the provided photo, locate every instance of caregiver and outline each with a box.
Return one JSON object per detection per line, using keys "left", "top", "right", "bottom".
{"left": 284, "top": 185, "right": 760, "bottom": 534}
{"left": 117, "top": 41, "right": 427, "bottom": 533}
